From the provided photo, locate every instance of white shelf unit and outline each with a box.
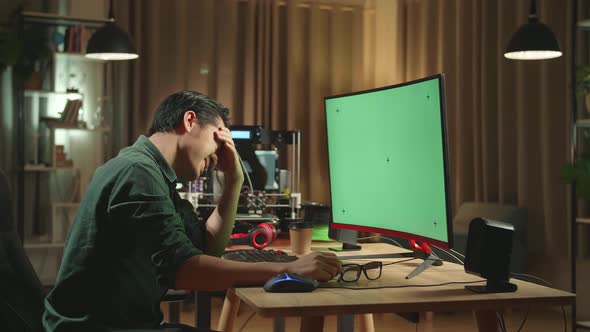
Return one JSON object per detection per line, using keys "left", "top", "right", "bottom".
{"left": 16, "top": 8, "right": 113, "bottom": 287}
{"left": 20, "top": 53, "right": 108, "bottom": 286}
{"left": 24, "top": 90, "right": 82, "bottom": 99}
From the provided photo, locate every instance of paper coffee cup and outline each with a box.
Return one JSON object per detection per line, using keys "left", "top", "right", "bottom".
{"left": 289, "top": 222, "right": 313, "bottom": 255}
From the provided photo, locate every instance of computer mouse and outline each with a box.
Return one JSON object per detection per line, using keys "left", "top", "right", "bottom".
{"left": 263, "top": 273, "right": 319, "bottom": 293}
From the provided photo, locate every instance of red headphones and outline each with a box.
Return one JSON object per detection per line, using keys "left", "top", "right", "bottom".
{"left": 229, "top": 222, "right": 278, "bottom": 249}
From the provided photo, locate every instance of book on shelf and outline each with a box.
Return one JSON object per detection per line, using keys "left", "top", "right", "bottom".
{"left": 65, "top": 99, "right": 82, "bottom": 124}
{"left": 59, "top": 99, "right": 82, "bottom": 124}
{"left": 63, "top": 26, "right": 95, "bottom": 53}
{"left": 40, "top": 98, "right": 83, "bottom": 128}
{"left": 54, "top": 145, "right": 73, "bottom": 168}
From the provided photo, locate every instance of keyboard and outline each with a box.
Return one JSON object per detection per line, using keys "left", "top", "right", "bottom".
{"left": 222, "top": 249, "right": 299, "bottom": 263}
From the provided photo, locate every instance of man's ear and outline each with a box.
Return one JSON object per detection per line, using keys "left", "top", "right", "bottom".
{"left": 182, "top": 111, "right": 198, "bottom": 133}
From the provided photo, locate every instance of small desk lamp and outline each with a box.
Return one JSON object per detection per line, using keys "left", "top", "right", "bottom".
{"left": 504, "top": 0, "right": 562, "bottom": 60}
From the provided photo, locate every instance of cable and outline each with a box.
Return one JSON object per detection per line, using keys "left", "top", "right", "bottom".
{"left": 382, "top": 257, "right": 418, "bottom": 266}
{"left": 431, "top": 245, "right": 464, "bottom": 265}
{"left": 354, "top": 236, "right": 464, "bottom": 265}
{"left": 238, "top": 310, "right": 257, "bottom": 332}
{"left": 516, "top": 306, "right": 530, "bottom": 332}
{"left": 237, "top": 152, "right": 254, "bottom": 193}
{"left": 319, "top": 280, "right": 484, "bottom": 290}
{"left": 356, "top": 235, "right": 403, "bottom": 248}
{"left": 510, "top": 272, "right": 552, "bottom": 287}
{"left": 450, "top": 248, "right": 465, "bottom": 259}
{"left": 561, "top": 305, "right": 566, "bottom": 332}
{"left": 510, "top": 274, "right": 535, "bottom": 332}
{"left": 496, "top": 312, "right": 508, "bottom": 332}
{"left": 510, "top": 273, "right": 566, "bottom": 332}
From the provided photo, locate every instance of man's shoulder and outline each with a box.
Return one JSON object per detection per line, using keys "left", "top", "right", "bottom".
{"left": 98, "top": 149, "right": 161, "bottom": 183}
{"left": 105, "top": 156, "right": 160, "bottom": 177}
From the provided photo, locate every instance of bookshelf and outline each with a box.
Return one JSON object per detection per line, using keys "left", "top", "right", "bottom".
{"left": 17, "top": 12, "right": 111, "bottom": 286}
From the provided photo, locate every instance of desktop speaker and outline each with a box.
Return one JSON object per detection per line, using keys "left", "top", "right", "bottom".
{"left": 464, "top": 218, "right": 517, "bottom": 293}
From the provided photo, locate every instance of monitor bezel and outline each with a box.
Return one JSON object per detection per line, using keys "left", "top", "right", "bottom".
{"left": 324, "top": 74, "right": 453, "bottom": 249}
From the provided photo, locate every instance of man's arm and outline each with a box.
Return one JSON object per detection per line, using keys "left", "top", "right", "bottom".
{"left": 204, "top": 175, "right": 242, "bottom": 256}
{"left": 204, "top": 127, "right": 243, "bottom": 256}
{"left": 175, "top": 251, "right": 342, "bottom": 291}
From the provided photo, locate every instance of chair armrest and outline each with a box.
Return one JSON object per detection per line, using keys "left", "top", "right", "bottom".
{"left": 162, "top": 289, "right": 192, "bottom": 302}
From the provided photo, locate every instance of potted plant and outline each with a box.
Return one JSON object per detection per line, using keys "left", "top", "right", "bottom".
{"left": 0, "top": 14, "right": 20, "bottom": 73}
{"left": 562, "top": 130, "right": 590, "bottom": 199}
{"left": 16, "top": 24, "right": 53, "bottom": 90}
{"left": 563, "top": 65, "right": 590, "bottom": 197}
{"left": 0, "top": 6, "right": 52, "bottom": 89}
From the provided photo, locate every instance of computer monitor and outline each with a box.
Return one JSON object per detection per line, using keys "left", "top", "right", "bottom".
{"left": 324, "top": 74, "right": 452, "bottom": 278}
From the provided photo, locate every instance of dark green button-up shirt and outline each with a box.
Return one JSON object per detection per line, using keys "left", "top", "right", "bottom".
{"left": 43, "top": 135, "right": 205, "bottom": 331}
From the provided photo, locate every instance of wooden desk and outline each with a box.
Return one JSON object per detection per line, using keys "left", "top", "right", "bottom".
{"left": 217, "top": 243, "right": 575, "bottom": 332}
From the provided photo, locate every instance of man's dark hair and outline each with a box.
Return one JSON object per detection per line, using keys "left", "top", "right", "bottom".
{"left": 148, "top": 90, "right": 230, "bottom": 136}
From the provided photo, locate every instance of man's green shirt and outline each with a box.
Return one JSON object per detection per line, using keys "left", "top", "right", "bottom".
{"left": 43, "top": 136, "right": 205, "bottom": 331}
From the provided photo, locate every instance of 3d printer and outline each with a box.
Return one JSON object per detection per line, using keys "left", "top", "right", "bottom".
{"left": 178, "top": 126, "right": 302, "bottom": 248}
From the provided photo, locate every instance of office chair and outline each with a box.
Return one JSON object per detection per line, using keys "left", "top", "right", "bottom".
{"left": 0, "top": 168, "right": 215, "bottom": 332}
{"left": 0, "top": 168, "right": 45, "bottom": 332}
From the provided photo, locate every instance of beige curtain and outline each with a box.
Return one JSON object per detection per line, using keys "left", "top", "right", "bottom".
{"left": 113, "top": 0, "right": 367, "bottom": 204}
{"left": 366, "top": 0, "right": 572, "bottom": 289}
{"left": 113, "top": 0, "right": 573, "bottom": 288}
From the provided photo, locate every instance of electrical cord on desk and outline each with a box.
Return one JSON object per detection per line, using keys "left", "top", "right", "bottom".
{"left": 510, "top": 272, "right": 551, "bottom": 287}
{"left": 356, "top": 235, "right": 465, "bottom": 265}
{"left": 431, "top": 245, "right": 464, "bottom": 265}
{"left": 319, "top": 280, "right": 484, "bottom": 290}
{"left": 450, "top": 248, "right": 465, "bottom": 258}
{"left": 357, "top": 235, "right": 403, "bottom": 248}
{"left": 382, "top": 257, "right": 418, "bottom": 266}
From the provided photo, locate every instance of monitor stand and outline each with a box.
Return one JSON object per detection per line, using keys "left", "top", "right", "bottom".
{"left": 329, "top": 242, "right": 362, "bottom": 251}
{"left": 338, "top": 240, "right": 443, "bottom": 279}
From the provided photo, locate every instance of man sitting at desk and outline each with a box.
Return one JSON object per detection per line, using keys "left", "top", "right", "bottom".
{"left": 42, "top": 91, "right": 342, "bottom": 332}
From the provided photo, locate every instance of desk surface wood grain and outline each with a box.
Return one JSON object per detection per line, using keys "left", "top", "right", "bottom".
{"left": 235, "top": 243, "right": 575, "bottom": 318}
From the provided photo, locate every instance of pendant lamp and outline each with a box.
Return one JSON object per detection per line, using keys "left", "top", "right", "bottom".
{"left": 85, "top": 0, "right": 138, "bottom": 61}
{"left": 504, "top": 0, "right": 561, "bottom": 60}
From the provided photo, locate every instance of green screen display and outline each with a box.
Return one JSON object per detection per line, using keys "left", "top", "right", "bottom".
{"left": 325, "top": 75, "right": 451, "bottom": 247}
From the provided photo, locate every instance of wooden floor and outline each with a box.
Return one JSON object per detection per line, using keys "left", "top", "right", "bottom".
{"left": 162, "top": 296, "right": 574, "bottom": 332}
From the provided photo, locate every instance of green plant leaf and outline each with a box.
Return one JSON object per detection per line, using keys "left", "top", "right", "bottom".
{"left": 577, "top": 176, "right": 590, "bottom": 200}
{"left": 562, "top": 163, "right": 577, "bottom": 183}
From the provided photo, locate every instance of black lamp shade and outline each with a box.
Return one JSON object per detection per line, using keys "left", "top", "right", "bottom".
{"left": 504, "top": 17, "right": 562, "bottom": 60}
{"left": 85, "top": 22, "right": 139, "bottom": 61}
